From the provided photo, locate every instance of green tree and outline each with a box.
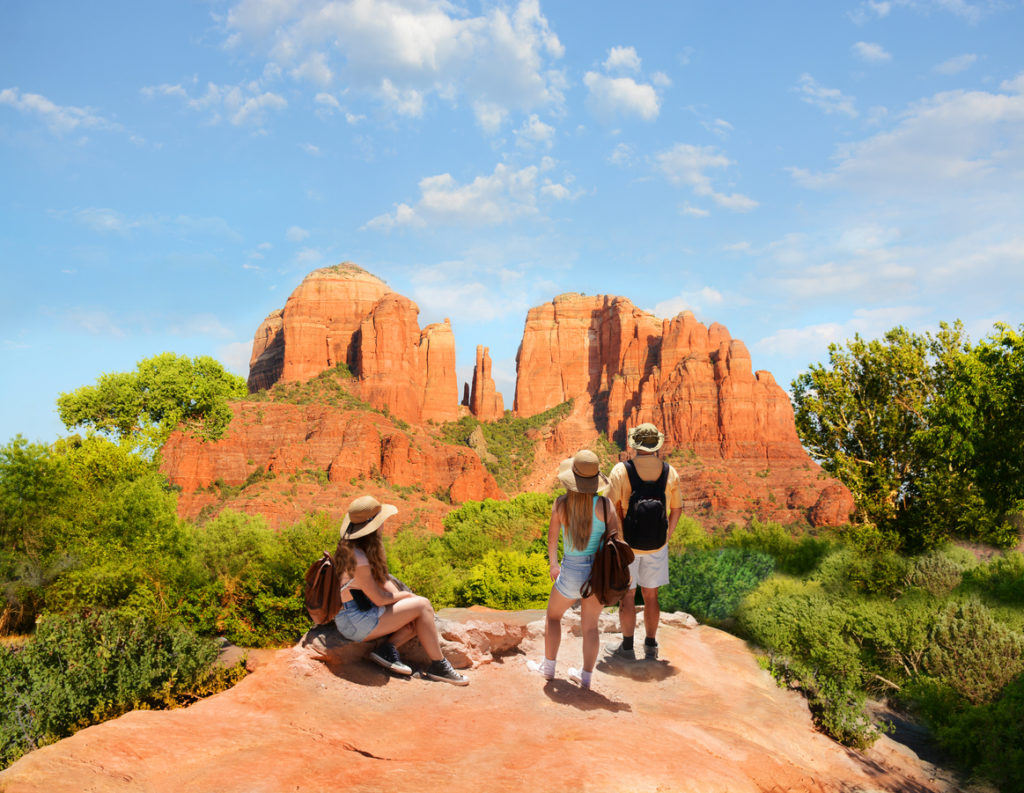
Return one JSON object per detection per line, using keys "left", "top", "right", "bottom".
{"left": 791, "top": 324, "right": 966, "bottom": 547}
{"left": 917, "top": 323, "right": 1024, "bottom": 546}
{"left": 56, "top": 353, "right": 247, "bottom": 454}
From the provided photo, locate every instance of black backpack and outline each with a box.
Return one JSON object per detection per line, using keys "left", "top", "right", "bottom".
{"left": 622, "top": 459, "right": 669, "bottom": 551}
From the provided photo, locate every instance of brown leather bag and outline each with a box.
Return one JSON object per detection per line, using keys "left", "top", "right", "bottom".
{"left": 580, "top": 502, "right": 635, "bottom": 606}
{"left": 304, "top": 551, "right": 343, "bottom": 625}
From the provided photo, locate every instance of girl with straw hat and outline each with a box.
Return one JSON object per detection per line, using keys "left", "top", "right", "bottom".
{"left": 334, "top": 495, "right": 467, "bottom": 685}
{"left": 527, "top": 449, "right": 621, "bottom": 690}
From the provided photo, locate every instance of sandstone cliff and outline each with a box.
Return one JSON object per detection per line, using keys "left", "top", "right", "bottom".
{"left": 468, "top": 345, "right": 504, "bottom": 422}
{"left": 0, "top": 612, "right": 962, "bottom": 793}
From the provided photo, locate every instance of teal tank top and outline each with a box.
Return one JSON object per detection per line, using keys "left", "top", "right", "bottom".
{"left": 562, "top": 495, "right": 605, "bottom": 556}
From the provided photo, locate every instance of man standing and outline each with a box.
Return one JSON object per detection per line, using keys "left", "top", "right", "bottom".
{"left": 605, "top": 423, "right": 683, "bottom": 661}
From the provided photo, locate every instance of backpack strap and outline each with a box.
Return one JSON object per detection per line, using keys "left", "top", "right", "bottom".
{"left": 624, "top": 458, "right": 644, "bottom": 492}
{"left": 655, "top": 462, "right": 669, "bottom": 494}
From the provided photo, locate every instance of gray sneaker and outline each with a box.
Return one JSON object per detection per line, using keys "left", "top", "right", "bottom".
{"left": 425, "top": 658, "right": 469, "bottom": 686}
{"left": 644, "top": 641, "right": 659, "bottom": 661}
{"left": 369, "top": 642, "right": 412, "bottom": 676}
{"left": 605, "top": 641, "right": 636, "bottom": 661}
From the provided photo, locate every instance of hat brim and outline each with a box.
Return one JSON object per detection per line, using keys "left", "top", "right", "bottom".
{"left": 340, "top": 503, "right": 399, "bottom": 540}
{"left": 627, "top": 432, "right": 664, "bottom": 452}
{"left": 557, "top": 458, "right": 610, "bottom": 494}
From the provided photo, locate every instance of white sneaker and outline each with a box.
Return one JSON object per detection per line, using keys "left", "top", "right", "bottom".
{"left": 526, "top": 659, "right": 554, "bottom": 680}
{"left": 567, "top": 667, "right": 591, "bottom": 689}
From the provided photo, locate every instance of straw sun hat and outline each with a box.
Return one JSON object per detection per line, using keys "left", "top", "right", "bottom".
{"left": 627, "top": 423, "right": 665, "bottom": 452}
{"left": 557, "top": 449, "right": 610, "bottom": 494}
{"left": 340, "top": 495, "right": 398, "bottom": 540}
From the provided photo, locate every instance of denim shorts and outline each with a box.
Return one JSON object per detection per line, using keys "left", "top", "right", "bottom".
{"left": 554, "top": 553, "right": 595, "bottom": 600}
{"left": 333, "top": 598, "right": 385, "bottom": 642}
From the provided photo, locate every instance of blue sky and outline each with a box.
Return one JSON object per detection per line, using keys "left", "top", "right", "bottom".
{"left": 3, "top": 0, "right": 1023, "bottom": 446}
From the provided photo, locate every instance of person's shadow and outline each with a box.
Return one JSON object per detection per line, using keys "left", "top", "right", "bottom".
{"left": 596, "top": 655, "right": 679, "bottom": 682}
{"left": 541, "top": 679, "right": 632, "bottom": 712}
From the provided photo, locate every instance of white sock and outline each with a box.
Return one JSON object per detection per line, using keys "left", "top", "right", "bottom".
{"left": 541, "top": 658, "right": 556, "bottom": 678}
{"left": 580, "top": 669, "right": 593, "bottom": 687}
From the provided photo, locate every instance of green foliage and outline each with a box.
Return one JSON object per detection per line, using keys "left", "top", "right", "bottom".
{"left": 0, "top": 610, "right": 246, "bottom": 768}
{"left": 905, "top": 551, "right": 964, "bottom": 597}
{"left": 56, "top": 353, "right": 248, "bottom": 454}
{"left": 924, "top": 597, "right": 1024, "bottom": 705}
{"left": 252, "top": 363, "right": 374, "bottom": 412}
{"left": 814, "top": 548, "right": 910, "bottom": 599}
{"left": 661, "top": 548, "right": 775, "bottom": 622}
{"left": 667, "top": 514, "right": 714, "bottom": 554}
{"left": 722, "top": 521, "right": 833, "bottom": 576}
{"left": 963, "top": 551, "right": 1024, "bottom": 606}
{"left": 455, "top": 550, "right": 550, "bottom": 609}
{"left": 439, "top": 401, "right": 573, "bottom": 490}
{"left": 793, "top": 321, "right": 1024, "bottom": 551}
{"left": 387, "top": 493, "right": 554, "bottom": 608}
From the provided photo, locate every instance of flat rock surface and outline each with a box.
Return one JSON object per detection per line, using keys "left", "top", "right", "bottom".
{"left": 0, "top": 618, "right": 964, "bottom": 793}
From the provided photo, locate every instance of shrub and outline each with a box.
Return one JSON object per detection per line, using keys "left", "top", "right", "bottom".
{"left": 0, "top": 610, "right": 245, "bottom": 768}
{"left": 723, "top": 521, "right": 833, "bottom": 576}
{"left": 455, "top": 550, "right": 550, "bottom": 609}
{"left": 925, "top": 597, "right": 1024, "bottom": 705}
{"left": 905, "top": 551, "right": 964, "bottom": 597}
{"left": 662, "top": 548, "right": 775, "bottom": 622}
{"left": 814, "top": 548, "right": 910, "bottom": 598}
{"left": 965, "top": 551, "right": 1024, "bottom": 606}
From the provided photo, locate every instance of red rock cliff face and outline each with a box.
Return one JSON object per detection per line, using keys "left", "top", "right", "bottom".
{"left": 469, "top": 346, "right": 504, "bottom": 421}
{"left": 514, "top": 295, "right": 852, "bottom": 526}
{"left": 247, "top": 264, "right": 459, "bottom": 424}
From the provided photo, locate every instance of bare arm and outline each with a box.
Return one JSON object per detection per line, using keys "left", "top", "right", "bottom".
{"left": 667, "top": 508, "right": 682, "bottom": 541}
{"left": 351, "top": 564, "right": 415, "bottom": 607}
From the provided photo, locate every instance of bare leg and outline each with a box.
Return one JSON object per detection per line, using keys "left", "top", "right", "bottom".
{"left": 364, "top": 596, "right": 443, "bottom": 660}
{"left": 580, "top": 596, "right": 603, "bottom": 673}
{"left": 387, "top": 622, "right": 416, "bottom": 649}
{"left": 618, "top": 587, "right": 638, "bottom": 638}
{"left": 544, "top": 586, "right": 576, "bottom": 662}
{"left": 641, "top": 586, "right": 660, "bottom": 640}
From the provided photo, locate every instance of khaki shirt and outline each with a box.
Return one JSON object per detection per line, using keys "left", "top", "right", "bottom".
{"left": 606, "top": 455, "right": 682, "bottom": 554}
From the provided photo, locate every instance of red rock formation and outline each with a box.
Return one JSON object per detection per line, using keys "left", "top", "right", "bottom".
{"left": 160, "top": 400, "right": 503, "bottom": 530}
{"left": 513, "top": 297, "right": 852, "bottom": 526}
{"left": 419, "top": 320, "right": 460, "bottom": 422}
{"left": 247, "top": 264, "right": 462, "bottom": 424}
{"left": 468, "top": 346, "right": 504, "bottom": 421}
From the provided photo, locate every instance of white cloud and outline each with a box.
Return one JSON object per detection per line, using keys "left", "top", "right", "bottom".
{"left": 294, "top": 247, "right": 323, "bottom": 267}
{"left": 850, "top": 0, "right": 892, "bottom": 24}
{"left": 794, "top": 74, "right": 858, "bottom": 118}
{"left": 933, "top": 53, "right": 977, "bottom": 75}
{"left": 851, "top": 0, "right": 999, "bottom": 24}
{"left": 286, "top": 225, "right": 310, "bottom": 241}
{"left": 224, "top": 0, "right": 566, "bottom": 125}
{"left": 144, "top": 79, "right": 286, "bottom": 127}
{"left": 654, "top": 143, "right": 758, "bottom": 213}
{"left": 217, "top": 341, "right": 253, "bottom": 375}
{"left": 168, "top": 314, "right": 235, "bottom": 339}
{"left": 756, "top": 306, "right": 930, "bottom": 357}
{"left": 300, "top": 142, "right": 320, "bottom": 155}
{"left": 608, "top": 142, "right": 635, "bottom": 166}
{"left": 473, "top": 101, "right": 507, "bottom": 134}
{"left": 583, "top": 72, "right": 660, "bottom": 121}
{"left": 65, "top": 309, "right": 126, "bottom": 338}
{"left": 651, "top": 71, "right": 672, "bottom": 88}
{"left": 315, "top": 92, "right": 342, "bottom": 111}
{"left": 1, "top": 87, "right": 122, "bottom": 135}
{"left": 604, "top": 46, "right": 642, "bottom": 73}
{"left": 790, "top": 76, "right": 1024, "bottom": 195}
{"left": 651, "top": 287, "right": 725, "bottom": 319}
{"left": 852, "top": 41, "right": 892, "bottom": 63}
{"left": 514, "top": 113, "right": 554, "bottom": 148}
{"left": 64, "top": 208, "right": 240, "bottom": 238}
{"left": 679, "top": 203, "right": 710, "bottom": 217}
{"left": 365, "top": 160, "right": 564, "bottom": 230}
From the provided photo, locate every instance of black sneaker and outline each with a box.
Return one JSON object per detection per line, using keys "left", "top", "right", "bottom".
{"left": 369, "top": 642, "right": 412, "bottom": 676}
{"left": 424, "top": 658, "right": 469, "bottom": 686}
{"left": 644, "top": 641, "right": 659, "bottom": 661}
{"left": 605, "top": 641, "right": 636, "bottom": 661}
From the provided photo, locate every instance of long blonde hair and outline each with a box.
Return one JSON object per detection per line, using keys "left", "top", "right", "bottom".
{"left": 334, "top": 531, "right": 389, "bottom": 584}
{"left": 563, "top": 490, "right": 594, "bottom": 552}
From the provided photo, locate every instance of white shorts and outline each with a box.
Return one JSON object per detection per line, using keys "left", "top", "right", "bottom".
{"left": 627, "top": 545, "right": 669, "bottom": 590}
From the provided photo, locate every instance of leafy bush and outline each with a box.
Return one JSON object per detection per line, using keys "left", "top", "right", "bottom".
{"left": 965, "top": 551, "right": 1024, "bottom": 606}
{"left": 455, "top": 550, "right": 550, "bottom": 609}
{"left": 0, "top": 610, "right": 246, "bottom": 768}
{"left": 723, "top": 521, "right": 833, "bottom": 576}
{"left": 925, "top": 597, "right": 1024, "bottom": 705}
{"left": 814, "top": 548, "right": 910, "bottom": 598}
{"left": 662, "top": 548, "right": 775, "bottom": 622}
{"left": 905, "top": 551, "right": 964, "bottom": 597}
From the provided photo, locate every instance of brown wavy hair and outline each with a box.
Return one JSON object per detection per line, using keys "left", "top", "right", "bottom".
{"left": 334, "top": 531, "right": 389, "bottom": 585}
{"left": 562, "top": 490, "right": 595, "bottom": 552}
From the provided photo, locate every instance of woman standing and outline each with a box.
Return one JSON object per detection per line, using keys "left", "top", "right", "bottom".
{"left": 528, "top": 449, "right": 620, "bottom": 689}
{"left": 334, "top": 495, "right": 468, "bottom": 685}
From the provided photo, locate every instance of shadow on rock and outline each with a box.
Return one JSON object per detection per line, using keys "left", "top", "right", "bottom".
{"left": 542, "top": 680, "right": 632, "bottom": 713}
{"left": 596, "top": 656, "right": 679, "bottom": 682}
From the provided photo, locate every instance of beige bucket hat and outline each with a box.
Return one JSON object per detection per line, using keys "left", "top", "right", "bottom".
{"left": 340, "top": 495, "right": 399, "bottom": 540}
{"left": 557, "top": 449, "right": 610, "bottom": 494}
{"left": 627, "top": 423, "right": 665, "bottom": 452}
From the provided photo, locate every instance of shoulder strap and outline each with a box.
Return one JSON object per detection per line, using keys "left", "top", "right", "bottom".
{"left": 624, "top": 458, "right": 643, "bottom": 491}
{"left": 655, "top": 462, "right": 669, "bottom": 492}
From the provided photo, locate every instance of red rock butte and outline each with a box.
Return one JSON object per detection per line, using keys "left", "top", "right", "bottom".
{"left": 161, "top": 264, "right": 853, "bottom": 529}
